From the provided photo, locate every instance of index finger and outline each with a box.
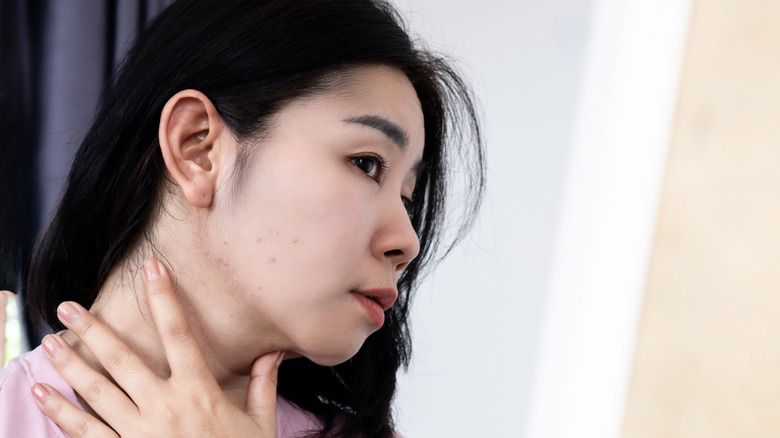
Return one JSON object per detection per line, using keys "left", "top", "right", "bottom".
{"left": 142, "top": 259, "right": 215, "bottom": 384}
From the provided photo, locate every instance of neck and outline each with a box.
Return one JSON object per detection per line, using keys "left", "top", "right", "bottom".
{"left": 60, "top": 201, "right": 291, "bottom": 414}
{"left": 62, "top": 256, "right": 255, "bottom": 412}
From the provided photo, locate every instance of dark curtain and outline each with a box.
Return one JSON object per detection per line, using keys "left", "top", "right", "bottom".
{"left": 0, "top": 0, "right": 173, "bottom": 348}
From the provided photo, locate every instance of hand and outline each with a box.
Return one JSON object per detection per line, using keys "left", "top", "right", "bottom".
{"left": 31, "top": 258, "right": 283, "bottom": 437}
{"left": 1, "top": 290, "right": 16, "bottom": 366}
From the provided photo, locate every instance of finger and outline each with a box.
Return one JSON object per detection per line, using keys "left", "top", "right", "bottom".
{"left": 142, "top": 258, "right": 213, "bottom": 383}
{"left": 56, "top": 301, "right": 160, "bottom": 399}
{"left": 245, "top": 351, "right": 283, "bottom": 433}
{"left": 41, "top": 334, "right": 139, "bottom": 432}
{"left": 32, "top": 383, "right": 119, "bottom": 438}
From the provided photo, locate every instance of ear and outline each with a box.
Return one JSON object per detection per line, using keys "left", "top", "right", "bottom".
{"left": 158, "top": 89, "right": 226, "bottom": 208}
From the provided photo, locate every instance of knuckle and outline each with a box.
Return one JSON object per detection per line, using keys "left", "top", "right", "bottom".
{"left": 76, "top": 315, "right": 97, "bottom": 338}
{"left": 51, "top": 348, "right": 71, "bottom": 366}
{"left": 263, "top": 375, "right": 278, "bottom": 394}
{"left": 71, "top": 415, "right": 92, "bottom": 437}
{"left": 194, "top": 390, "right": 220, "bottom": 414}
{"left": 52, "top": 346, "right": 77, "bottom": 370}
{"left": 158, "top": 403, "right": 183, "bottom": 427}
{"left": 83, "top": 378, "right": 107, "bottom": 400}
{"left": 102, "top": 346, "right": 130, "bottom": 368}
{"left": 45, "top": 395, "right": 64, "bottom": 418}
{"left": 163, "top": 321, "right": 192, "bottom": 342}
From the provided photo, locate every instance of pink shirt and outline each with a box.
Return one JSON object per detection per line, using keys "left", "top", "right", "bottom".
{"left": 0, "top": 345, "right": 320, "bottom": 437}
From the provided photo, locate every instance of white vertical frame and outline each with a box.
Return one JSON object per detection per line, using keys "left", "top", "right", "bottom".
{"left": 525, "top": 1, "right": 692, "bottom": 437}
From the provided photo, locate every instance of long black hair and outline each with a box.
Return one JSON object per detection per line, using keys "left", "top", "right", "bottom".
{"left": 26, "top": 1, "right": 485, "bottom": 436}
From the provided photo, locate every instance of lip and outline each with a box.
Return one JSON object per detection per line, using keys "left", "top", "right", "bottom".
{"left": 351, "top": 288, "right": 398, "bottom": 327}
{"left": 352, "top": 288, "right": 398, "bottom": 311}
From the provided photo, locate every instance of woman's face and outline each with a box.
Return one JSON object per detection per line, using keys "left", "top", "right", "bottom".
{"left": 193, "top": 65, "right": 424, "bottom": 366}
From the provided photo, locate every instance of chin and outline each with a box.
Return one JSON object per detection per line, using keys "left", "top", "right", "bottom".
{"left": 300, "top": 337, "right": 369, "bottom": 367}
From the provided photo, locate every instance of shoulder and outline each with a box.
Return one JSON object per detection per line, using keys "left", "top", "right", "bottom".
{"left": 276, "top": 395, "right": 322, "bottom": 438}
{"left": 275, "top": 399, "right": 403, "bottom": 438}
{"left": 0, "top": 346, "right": 81, "bottom": 438}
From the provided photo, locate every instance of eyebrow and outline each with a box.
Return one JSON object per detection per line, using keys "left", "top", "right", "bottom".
{"left": 343, "top": 115, "right": 409, "bottom": 149}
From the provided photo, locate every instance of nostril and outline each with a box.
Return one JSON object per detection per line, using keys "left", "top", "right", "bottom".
{"left": 383, "top": 249, "right": 403, "bottom": 258}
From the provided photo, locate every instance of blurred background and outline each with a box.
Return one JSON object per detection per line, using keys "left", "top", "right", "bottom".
{"left": 5, "top": 0, "right": 780, "bottom": 437}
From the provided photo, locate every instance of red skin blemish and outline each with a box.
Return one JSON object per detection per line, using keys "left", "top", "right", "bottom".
{"left": 216, "top": 257, "right": 223, "bottom": 264}
{"left": 292, "top": 238, "right": 298, "bottom": 243}
{"left": 231, "top": 276, "right": 236, "bottom": 283}
{"left": 224, "top": 262, "right": 230, "bottom": 267}
{"left": 223, "top": 240, "right": 228, "bottom": 245}
{"left": 249, "top": 293, "right": 254, "bottom": 298}
{"left": 203, "top": 250, "right": 210, "bottom": 255}
{"left": 270, "top": 257, "right": 276, "bottom": 263}
{"left": 257, "top": 286, "right": 263, "bottom": 290}
{"left": 257, "top": 237, "right": 262, "bottom": 243}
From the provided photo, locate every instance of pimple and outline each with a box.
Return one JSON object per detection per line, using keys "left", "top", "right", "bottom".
{"left": 257, "top": 285, "right": 263, "bottom": 290}
{"left": 223, "top": 240, "right": 228, "bottom": 245}
{"left": 223, "top": 261, "right": 230, "bottom": 267}
{"left": 270, "top": 257, "right": 276, "bottom": 263}
{"left": 292, "top": 238, "right": 298, "bottom": 244}
{"left": 257, "top": 237, "right": 262, "bottom": 243}
{"left": 203, "top": 249, "right": 210, "bottom": 255}
{"left": 231, "top": 276, "right": 236, "bottom": 283}
{"left": 216, "top": 257, "right": 223, "bottom": 264}
{"left": 248, "top": 293, "right": 254, "bottom": 298}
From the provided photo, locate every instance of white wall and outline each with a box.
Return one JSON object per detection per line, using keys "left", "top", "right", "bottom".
{"left": 390, "top": 1, "right": 594, "bottom": 436}
{"left": 524, "top": 0, "right": 690, "bottom": 437}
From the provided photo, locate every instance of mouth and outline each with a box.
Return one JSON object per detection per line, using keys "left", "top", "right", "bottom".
{"left": 352, "top": 287, "right": 398, "bottom": 311}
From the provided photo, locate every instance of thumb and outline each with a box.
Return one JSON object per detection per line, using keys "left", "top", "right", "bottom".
{"left": 245, "top": 351, "right": 284, "bottom": 430}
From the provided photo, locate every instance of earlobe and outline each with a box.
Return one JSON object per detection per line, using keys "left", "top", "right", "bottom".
{"left": 158, "top": 89, "right": 224, "bottom": 208}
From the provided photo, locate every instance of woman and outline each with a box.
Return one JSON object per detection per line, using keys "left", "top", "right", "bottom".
{"left": 0, "top": 0, "right": 484, "bottom": 437}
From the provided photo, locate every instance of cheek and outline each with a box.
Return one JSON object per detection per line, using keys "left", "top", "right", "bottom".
{"left": 282, "top": 184, "right": 370, "bottom": 272}
{"left": 216, "top": 174, "right": 371, "bottom": 286}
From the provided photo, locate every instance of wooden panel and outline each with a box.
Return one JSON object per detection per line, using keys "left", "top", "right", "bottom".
{"left": 621, "top": 1, "right": 780, "bottom": 437}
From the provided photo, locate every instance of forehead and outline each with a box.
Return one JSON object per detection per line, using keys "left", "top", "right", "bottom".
{"left": 271, "top": 65, "right": 425, "bottom": 150}
{"left": 327, "top": 65, "right": 422, "bottom": 114}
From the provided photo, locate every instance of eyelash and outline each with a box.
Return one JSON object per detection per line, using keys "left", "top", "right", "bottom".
{"left": 350, "top": 155, "right": 415, "bottom": 215}
{"left": 350, "top": 154, "right": 388, "bottom": 182}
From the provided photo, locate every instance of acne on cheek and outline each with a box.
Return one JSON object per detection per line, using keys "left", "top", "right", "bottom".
{"left": 215, "top": 256, "right": 230, "bottom": 267}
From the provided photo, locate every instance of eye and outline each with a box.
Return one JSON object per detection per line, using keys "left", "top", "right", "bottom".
{"left": 351, "top": 155, "right": 387, "bottom": 181}
{"left": 402, "top": 196, "right": 413, "bottom": 214}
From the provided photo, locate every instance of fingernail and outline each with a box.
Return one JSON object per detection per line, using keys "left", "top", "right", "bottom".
{"left": 275, "top": 351, "right": 286, "bottom": 367}
{"left": 32, "top": 384, "right": 50, "bottom": 404}
{"left": 57, "top": 302, "right": 81, "bottom": 324}
{"left": 143, "top": 258, "right": 160, "bottom": 281}
{"left": 42, "top": 335, "right": 63, "bottom": 358}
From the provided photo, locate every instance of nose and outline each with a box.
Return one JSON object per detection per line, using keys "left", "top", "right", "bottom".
{"left": 372, "top": 198, "right": 421, "bottom": 271}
